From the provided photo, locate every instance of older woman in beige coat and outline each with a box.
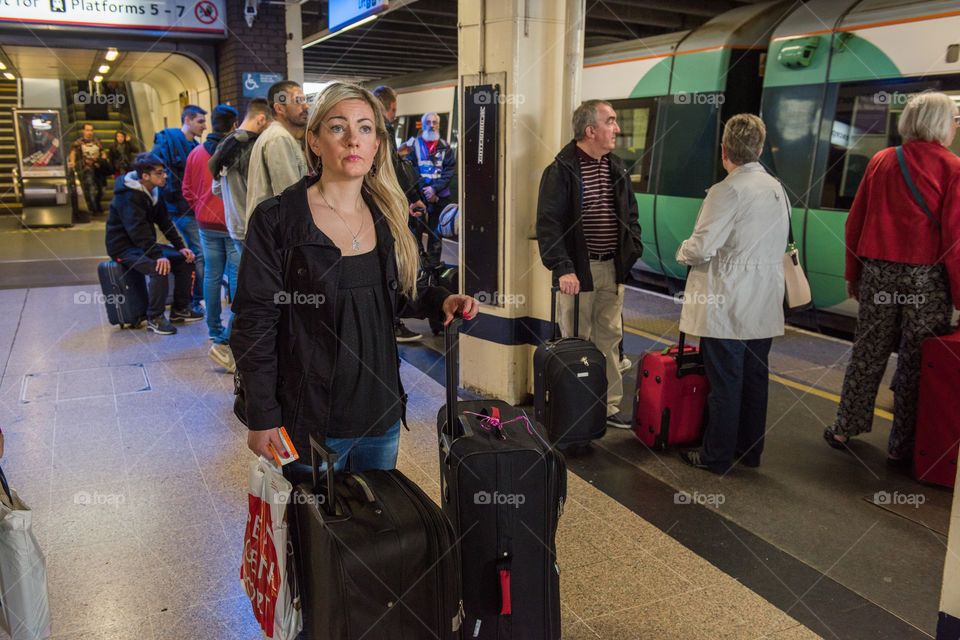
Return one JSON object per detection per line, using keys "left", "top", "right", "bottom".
{"left": 675, "top": 113, "right": 789, "bottom": 474}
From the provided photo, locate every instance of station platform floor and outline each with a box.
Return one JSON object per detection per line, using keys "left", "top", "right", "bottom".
{"left": 0, "top": 230, "right": 949, "bottom": 640}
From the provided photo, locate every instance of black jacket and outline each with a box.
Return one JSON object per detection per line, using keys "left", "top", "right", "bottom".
{"left": 230, "top": 174, "right": 451, "bottom": 454}
{"left": 536, "top": 140, "right": 643, "bottom": 290}
{"left": 105, "top": 173, "right": 186, "bottom": 260}
{"left": 385, "top": 121, "right": 422, "bottom": 205}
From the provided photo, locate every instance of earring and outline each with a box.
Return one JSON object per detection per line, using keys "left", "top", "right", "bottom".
{"left": 369, "top": 164, "right": 378, "bottom": 178}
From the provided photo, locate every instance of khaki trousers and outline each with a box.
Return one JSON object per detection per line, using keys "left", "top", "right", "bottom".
{"left": 557, "top": 259, "right": 624, "bottom": 416}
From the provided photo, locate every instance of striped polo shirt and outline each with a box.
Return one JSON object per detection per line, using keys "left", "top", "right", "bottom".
{"left": 576, "top": 145, "right": 618, "bottom": 254}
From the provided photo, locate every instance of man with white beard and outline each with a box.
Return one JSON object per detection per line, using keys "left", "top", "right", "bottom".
{"left": 402, "top": 112, "right": 455, "bottom": 272}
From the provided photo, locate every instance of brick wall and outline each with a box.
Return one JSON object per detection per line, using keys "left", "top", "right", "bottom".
{"left": 216, "top": 0, "right": 288, "bottom": 115}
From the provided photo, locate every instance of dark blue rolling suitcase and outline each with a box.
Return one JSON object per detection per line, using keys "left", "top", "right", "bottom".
{"left": 533, "top": 288, "right": 607, "bottom": 451}
{"left": 97, "top": 260, "right": 148, "bottom": 328}
{"left": 437, "top": 318, "right": 566, "bottom": 640}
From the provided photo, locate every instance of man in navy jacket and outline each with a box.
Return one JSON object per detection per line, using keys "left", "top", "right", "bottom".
{"left": 106, "top": 153, "right": 201, "bottom": 335}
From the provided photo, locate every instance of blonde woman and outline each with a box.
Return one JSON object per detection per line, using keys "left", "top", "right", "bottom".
{"left": 231, "top": 83, "right": 478, "bottom": 480}
{"left": 825, "top": 91, "right": 960, "bottom": 468}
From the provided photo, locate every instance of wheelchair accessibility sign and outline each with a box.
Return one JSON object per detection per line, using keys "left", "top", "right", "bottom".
{"left": 243, "top": 72, "right": 285, "bottom": 98}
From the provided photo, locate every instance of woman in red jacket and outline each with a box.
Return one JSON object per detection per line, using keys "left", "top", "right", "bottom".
{"left": 824, "top": 91, "right": 960, "bottom": 468}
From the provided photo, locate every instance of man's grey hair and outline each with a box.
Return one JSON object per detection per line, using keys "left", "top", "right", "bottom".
{"left": 899, "top": 91, "right": 958, "bottom": 145}
{"left": 421, "top": 112, "right": 439, "bottom": 127}
{"left": 573, "top": 100, "right": 612, "bottom": 141}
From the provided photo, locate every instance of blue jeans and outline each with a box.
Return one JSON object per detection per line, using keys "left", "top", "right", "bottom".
{"left": 282, "top": 420, "right": 401, "bottom": 487}
{"left": 233, "top": 238, "right": 244, "bottom": 256}
{"left": 172, "top": 215, "right": 204, "bottom": 305}
{"left": 199, "top": 229, "right": 239, "bottom": 342}
{"left": 698, "top": 337, "right": 773, "bottom": 474}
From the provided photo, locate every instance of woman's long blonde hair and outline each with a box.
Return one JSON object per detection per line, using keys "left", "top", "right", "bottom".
{"left": 305, "top": 82, "right": 419, "bottom": 298}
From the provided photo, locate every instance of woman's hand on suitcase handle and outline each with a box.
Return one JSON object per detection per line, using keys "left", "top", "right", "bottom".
{"left": 442, "top": 294, "right": 480, "bottom": 325}
{"left": 247, "top": 428, "right": 289, "bottom": 460}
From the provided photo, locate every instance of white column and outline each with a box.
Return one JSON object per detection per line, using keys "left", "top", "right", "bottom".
{"left": 286, "top": 2, "right": 304, "bottom": 85}
{"left": 457, "top": 0, "right": 583, "bottom": 403}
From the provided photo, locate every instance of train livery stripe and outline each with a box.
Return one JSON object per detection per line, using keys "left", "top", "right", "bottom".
{"left": 621, "top": 325, "right": 894, "bottom": 421}
{"left": 772, "top": 9, "right": 960, "bottom": 40}
{"left": 584, "top": 45, "right": 764, "bottom": 70}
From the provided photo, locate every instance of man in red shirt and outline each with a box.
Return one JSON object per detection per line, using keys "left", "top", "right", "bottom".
{"left": 69, "top": 123, "right": 107, "bottom": 214}
{"left": 182, "top": 104, "right": 239, "bottom": 373}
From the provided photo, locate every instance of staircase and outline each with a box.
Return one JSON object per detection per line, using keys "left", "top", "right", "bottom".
{"left": 0, "top": 80, "right": 19, "bottom": 215}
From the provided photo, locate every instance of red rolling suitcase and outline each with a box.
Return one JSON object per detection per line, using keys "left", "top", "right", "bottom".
{"left": 914, "top": 330, "right": 960, "bottom": 487}
{"left": 633, "top": 332, "right": 709, "bottom": 450}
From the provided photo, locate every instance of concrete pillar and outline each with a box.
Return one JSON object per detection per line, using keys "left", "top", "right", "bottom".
{"left": 286, "top": 3, "right": 305, "bottom": 86}
{"left": 457, "top": 0, "right": 584, "bottom": 403}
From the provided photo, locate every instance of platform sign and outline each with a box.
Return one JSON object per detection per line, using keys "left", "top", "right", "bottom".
{"left": 462, "top": 84, "right": 500, "bottom": 303}
{"left": 329, "top": 0, "right": 388, "bottom": 32}
{"left": 242, "top": 72, "right": 285, "bottom": 99}
{"left": 0, "top": 0, "right": 227, "bottom": 37}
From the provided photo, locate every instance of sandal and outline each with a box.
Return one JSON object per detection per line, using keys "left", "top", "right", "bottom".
{"left": 823, "top": 428, "right": 849, "bottom": 450}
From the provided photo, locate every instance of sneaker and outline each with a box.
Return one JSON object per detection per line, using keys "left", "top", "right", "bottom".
{"left": 618, "top": 356, "right": 632, "bottom": 373}
{"left": 606, "top": 414, "right": 631, "bottom": 429}
{"left": 147, "top": 314, "right": 177, "bottom": 335}
{"left": 209, "top": 343, "right": 236, "bottom": 373}
{"left": 395, "top": 322, "right": 422, "bottom": 343}
{"left": 170, "top": 306, "right": 204, "bottom": 323}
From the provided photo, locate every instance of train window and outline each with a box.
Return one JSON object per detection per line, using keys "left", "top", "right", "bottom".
{"left": 820, "top": 77, "right": 960, "bottom": 210}
{"left": 655, "top": 98, "right": 721, "bottom": 198}
{"left": 760, "top": 84, "right": 824, "bottom": 209}
{"left": 607, "top": 98, "right": 658, "bottom": 194}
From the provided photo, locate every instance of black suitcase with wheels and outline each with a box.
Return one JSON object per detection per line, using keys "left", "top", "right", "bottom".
{"left": 437, "top": 318, "right": 566, "bottom": 640}
{"left": 533, "top": 288, "right": 607, "bottom": 450}
{"left": 292, "top": 437, "right": 464, "bottom": 640}
{"left": 97, "top": 260, "right": 148, "bottom": 328}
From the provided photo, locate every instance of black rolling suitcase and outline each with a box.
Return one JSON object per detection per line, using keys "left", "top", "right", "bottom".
{"left": 97, "top": 260, "right": 147, "bottom": 328}
{"left": 533, "top": 288, "right": 607, "bottom": 450}
{"left": 437, "top": 318, "right": 566, "bottom": 640}
{"left": 292, "top": 437, "right": 464, "bottom": 640}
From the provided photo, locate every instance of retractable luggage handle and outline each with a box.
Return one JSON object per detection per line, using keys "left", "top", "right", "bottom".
{"left": 309, "top": 435, "right": 339, "bottom": 517}
{"left": 443, "top": 315, "right": 464, "bottom": 442}
{"left": 549, "top": 286, "right": 580, "bottom": 340}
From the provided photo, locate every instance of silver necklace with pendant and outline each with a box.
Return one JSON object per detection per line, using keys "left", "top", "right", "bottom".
{"left": 317, "top": 185, "right": 365, "bottom": 252}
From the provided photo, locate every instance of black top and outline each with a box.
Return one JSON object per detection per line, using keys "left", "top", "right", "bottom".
{"left": 327, "top": 249, "right": 401, "bottom": 438}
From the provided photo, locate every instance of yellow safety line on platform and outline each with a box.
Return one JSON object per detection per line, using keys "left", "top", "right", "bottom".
{"left": 623, "top": 325, "right": 894, "bottom": 421}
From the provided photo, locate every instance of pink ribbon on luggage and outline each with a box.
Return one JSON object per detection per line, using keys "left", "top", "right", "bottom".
{"left": 461, "top": 411, "right": 534, "bottom": 438}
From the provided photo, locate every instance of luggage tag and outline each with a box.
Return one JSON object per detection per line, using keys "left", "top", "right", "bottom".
{"left": 268, "top": 426, "right": 300, "bottom": 466}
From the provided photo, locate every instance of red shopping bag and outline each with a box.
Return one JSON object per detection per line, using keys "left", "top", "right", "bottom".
{"left": 241, "top": 458, "right": 301, "bottom": 640}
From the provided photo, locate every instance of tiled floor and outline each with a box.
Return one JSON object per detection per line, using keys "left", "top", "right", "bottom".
{"left": 0, "top": 284, "right": 821, "bottom": 639}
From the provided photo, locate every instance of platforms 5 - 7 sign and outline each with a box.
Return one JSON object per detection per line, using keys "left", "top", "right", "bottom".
{"left": 0, "top": 0, "right": 227, "bottom": 36}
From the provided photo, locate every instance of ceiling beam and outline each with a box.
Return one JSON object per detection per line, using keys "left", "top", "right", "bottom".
{"left": 602, "top": 0, "right": 740, "bottom": 18}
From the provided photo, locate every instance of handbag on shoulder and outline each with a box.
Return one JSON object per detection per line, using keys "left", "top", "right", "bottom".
{"left": 778, "top": 183, "right": 813, "bottom": 311}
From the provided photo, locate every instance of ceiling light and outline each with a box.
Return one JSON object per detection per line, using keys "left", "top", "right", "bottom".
{"left": 93, "top": 75, "right": 103, "bottom": 83}
{"left": 3, "top": 72, "right": 14, "bottom": 80}
{"left": 105, "top": 49, "right": 118, "bottom": 61}
{"left": 0, "top": 62, "right": 5, "bottom": 70}
{"left": 98, "top": 65, "right": 110, "bottom": 73}
{"left": 302, "top": 14, "right": 378, "bottom": 49}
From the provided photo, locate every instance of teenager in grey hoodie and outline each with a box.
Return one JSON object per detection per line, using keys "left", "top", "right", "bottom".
{"left": 105, "top": 153, "right": 201, "bottom": 334}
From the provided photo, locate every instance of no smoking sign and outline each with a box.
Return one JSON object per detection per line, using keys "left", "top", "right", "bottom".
{"left": 195, "top": 1, "right": 218, "bottom": 24}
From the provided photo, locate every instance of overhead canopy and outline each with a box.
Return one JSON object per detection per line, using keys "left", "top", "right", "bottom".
{"left": 301, "top": 0, "right": 771, "bottom": 81}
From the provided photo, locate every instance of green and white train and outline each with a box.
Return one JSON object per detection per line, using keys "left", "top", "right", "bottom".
{"left": 392, "top": 0, "right": 960, "bottom": 326}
